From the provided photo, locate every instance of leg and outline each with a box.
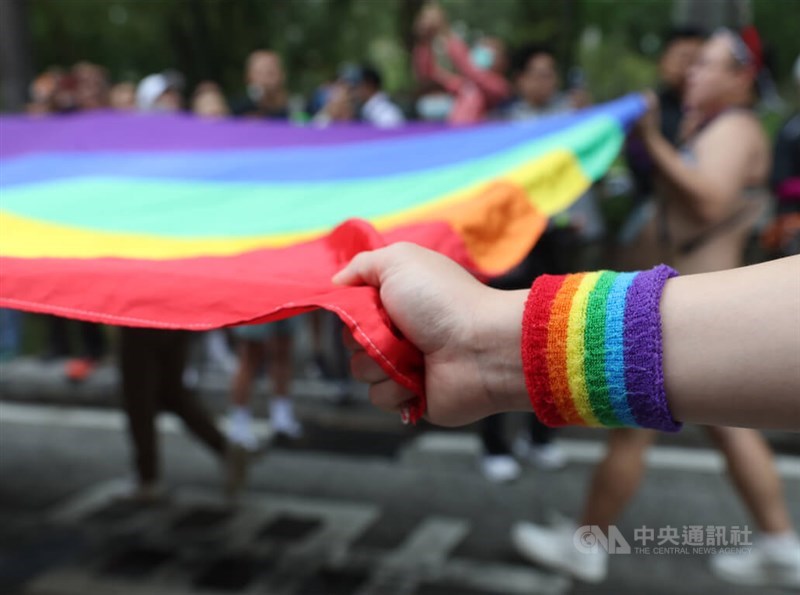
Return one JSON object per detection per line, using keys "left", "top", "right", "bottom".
{"left": 0, "top": 309, "right": 22, "bottom": 360}
{"left": 268, "top": 321, "right": 302, "bottom": 438}
{"left": 79, "top": 322, "right": 106, "bottom": 360}
{"left": 119, "top": 327, "right": 160, "bottom": 484}
{"left": 512, "top": 428, "right": 655, "bottom": 583}
{"left": 269, "top": 333, "right": 292, "bottom": 397}
{"left": 705, "top": 426, "right": 793, "bottom": 533}
{"left": 481, "top": 414, "right": 510, "bottom": 455}
{"left": 579, "top": 428, "right": 657, "bottom": 531}
{"left": 159, "top": 331, "right": 226, "bottom": 456}
{"left": 227, "top": 335, "right": 265, "bottom": 449}
{"left": 47, "top": 316, "right": 70, "bottom": 358}
{"left": 231, "top": 339, "right": 264, "bottom": 409}
{"left": 479, "top": 414, "right": 520, "bottom": 482}
{"left": 528, "top": 415, "right": 553, "bottom": 445}
{"left": 706, "top": 426, "right": 800, "bottom": 587}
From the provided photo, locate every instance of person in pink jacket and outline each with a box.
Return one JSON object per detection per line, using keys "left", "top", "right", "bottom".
{"left": 413, "top": 3, "right": 511, "bottom": 124}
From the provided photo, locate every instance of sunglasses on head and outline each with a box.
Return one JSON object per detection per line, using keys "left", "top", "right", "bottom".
{"left": 715, "top": 27, "right": 755, "bottom": 68}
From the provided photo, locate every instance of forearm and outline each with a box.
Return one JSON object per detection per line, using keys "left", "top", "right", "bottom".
{"left": 479, "top": 257, "right": 800, "bottom": 431}
{"left": 413, "top": 39, "right": 464, "bottom": 94}
{"left": 444, "top": 34, "right": 510, "bottom": 102}
{"left": 661, "top": 257, "right": 800, "bottom": 429}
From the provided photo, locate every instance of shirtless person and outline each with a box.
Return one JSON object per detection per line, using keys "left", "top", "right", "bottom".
{"left": 511, "top": 30, "right": 800, "bottom": 588}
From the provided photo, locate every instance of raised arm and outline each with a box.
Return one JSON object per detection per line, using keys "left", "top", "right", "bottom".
{"left": 638, "top": 93, "right": 765, "bottom": 223}
{"left": 443, "top": 34, "right": 511, "bottom": 103}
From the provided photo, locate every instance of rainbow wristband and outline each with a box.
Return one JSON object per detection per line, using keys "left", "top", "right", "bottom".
{"left": 521, "top": 265, "right": 682, "bottom": 432}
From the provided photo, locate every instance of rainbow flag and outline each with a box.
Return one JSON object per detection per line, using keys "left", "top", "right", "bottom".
{"left": 0, "top": 95, "right": 644, "bottom": 419}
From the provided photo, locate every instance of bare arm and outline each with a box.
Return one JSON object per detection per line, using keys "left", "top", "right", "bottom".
{"left": 336, "top": 246, "right": 800, "bottom": 431}
{"left": 640, "top": 98, "right": 761, "bottom": 223}
{"left": 443, "top": 34, "right": 510, "bottom": 103}
{"left": 660, "top": 256, "right": 800, "bottom": 429}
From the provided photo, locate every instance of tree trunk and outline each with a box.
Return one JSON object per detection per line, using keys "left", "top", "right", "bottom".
{"left": 0, "top": 0, "right": 33, "bottom": 112}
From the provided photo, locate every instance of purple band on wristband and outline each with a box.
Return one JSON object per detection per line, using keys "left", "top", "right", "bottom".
{"left": 623, "top": 264, "right": 681, "bottom": 432}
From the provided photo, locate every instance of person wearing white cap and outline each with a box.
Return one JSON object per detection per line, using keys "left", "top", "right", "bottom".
{"left": 136, "top": 71, "right": 184, "bottom": 112}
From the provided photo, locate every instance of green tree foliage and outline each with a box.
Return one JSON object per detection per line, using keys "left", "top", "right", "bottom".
{"left": 27, "top": 0, "right": 800, "bottom": 99}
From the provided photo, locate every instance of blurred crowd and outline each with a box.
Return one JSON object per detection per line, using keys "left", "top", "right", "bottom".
{"left": 2, "top": 3, "right": 800, "bottom": 588}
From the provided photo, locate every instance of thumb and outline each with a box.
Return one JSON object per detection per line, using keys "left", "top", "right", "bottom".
{"left": 332, "top": 249, "right": 386, "bottom": 288}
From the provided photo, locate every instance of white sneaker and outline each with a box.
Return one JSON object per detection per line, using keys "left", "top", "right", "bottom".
{"left": 512, "top": 520, "right": 608, "bottom": 583}
{"left": 513, "top": 436, "right": 567, "bottom": 470}
{"left": 710, "top": 534, "right": 800, "bottom": 589}
{"left": 270, "top": 398, "right": 303, "bottom": 440}
{"left": 226, "top": 407, "right": 259, "bottom": 451}
{"left": 480, "top": 455, "right": 522, "bottom": 483}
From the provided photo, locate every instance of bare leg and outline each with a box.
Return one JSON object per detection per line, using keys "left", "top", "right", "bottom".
{"left": 269, "top": 334, "right": 292, "bottom": 397}
{"left": 230, "top": 340, "right": 264, "bottom": 409}
{"left": 580, "top": 428, "right": 657, "bottom": 532}
{"left": 160, "top": 331, "right": 226, "bottom": 457}
{"left": 705, "top": 426, "right": 793, "bottom": 534}
{"left": 269, "top": 332, "right": 302, "bottom": 437}
{"left": 119, "top": 327, "right": 160, "bottom": 484}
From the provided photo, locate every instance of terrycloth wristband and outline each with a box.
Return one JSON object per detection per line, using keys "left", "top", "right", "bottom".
{"left": 521, "top": 265, "right": 682, "bottom": 432}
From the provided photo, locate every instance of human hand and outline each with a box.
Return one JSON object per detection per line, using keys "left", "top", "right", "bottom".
{"left": 414, "top": 4, "right": 448, "bottom": 41}
{"left": 635, "top": 90, "right": 661, "bottom": 143}
{"left": 333, "top": 243, "right": 530, "bottom": 427}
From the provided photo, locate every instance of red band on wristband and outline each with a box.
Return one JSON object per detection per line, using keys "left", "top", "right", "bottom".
{"left": 521, "top": 274, "right": 568, "bottom": 426}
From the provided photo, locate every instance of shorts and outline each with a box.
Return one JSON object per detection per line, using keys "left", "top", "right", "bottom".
{"left": 232, "top": 317, "right": 298, "bottom": 342}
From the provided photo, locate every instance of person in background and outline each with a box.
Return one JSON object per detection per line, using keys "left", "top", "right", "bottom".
{"left": 0, "top": 310, "right": 22, "bottom": 362}
{"left": 26, "top": 65, "right": 109, "bottom": 378}
{"left": 512, "top": 30, "right": 800, "bottom": 589}
{"left": 763, "top": 54, "right": 800, "bottom": 258}
{"left": 413, "top": 3, "right": 511, "bottom": 124}
{"left": 118, "top": 328, "right": 242, "bottom": 502}
{"left": 192, "top": 81, "right": 231, "bottom": 118}
{"left": 226, "top": 319, "right": 303, "bottom": 462}
{"left": 72, "top": 61, "right": 110, "bottom": 111}
{"left": 136, "top": 71, "right": 185, "bottom": 112}
{"left": 312, "top": 80, "right": 356, "bottom": 126}
{"left": 626, "top": 27, "right": 706, "bottom": 200}
{"left": 26, "top": 69, "right": 62, "bottom": 114}
{"left": 46, "top": 317, "right": 107, "bottom": 382}
{"left": 230, "top": 50, "right": 289, "bottom": 119}
{"left": 503, "top": 44, "right": 572, "bottom": 120}
{"left": 109, "top": 82, "right": 137, "bottom": 111}
{"left": 480, "top": 44, "right": 599, "bottom": 483}
{"left": 349, "top": 65, "right": 405, "bottom": 128}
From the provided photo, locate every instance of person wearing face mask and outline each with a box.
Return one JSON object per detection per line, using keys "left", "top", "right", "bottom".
{"left": 413, "top": 3, "right": 511, "bottom": 124}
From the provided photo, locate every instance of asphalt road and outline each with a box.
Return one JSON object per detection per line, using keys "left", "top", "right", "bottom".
{"left": 1, "top": 396, "right": 799, "bottom": 595}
